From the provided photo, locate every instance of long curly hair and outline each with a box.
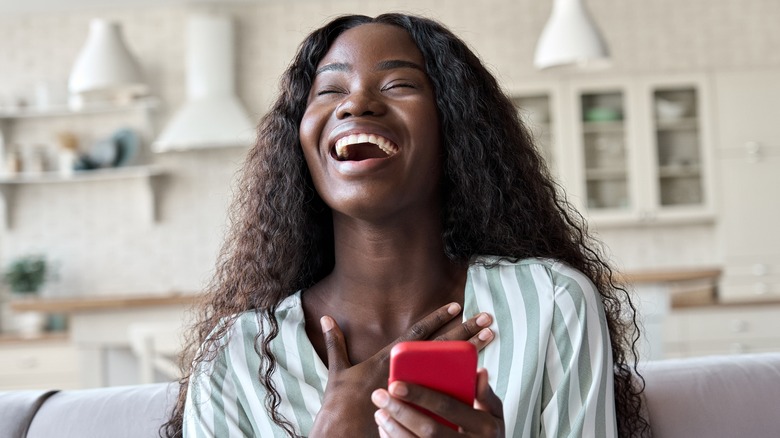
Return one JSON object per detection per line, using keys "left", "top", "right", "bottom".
{"left": 163, "top": 13, "right": 648, "bottom": 438}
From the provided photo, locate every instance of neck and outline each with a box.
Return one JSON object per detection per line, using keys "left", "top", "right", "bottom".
{"left": 317, "top": 209, "right": 466, "bottom": 327}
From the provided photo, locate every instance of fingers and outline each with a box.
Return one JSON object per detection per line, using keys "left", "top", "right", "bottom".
{"left": 374, "top": 407, "right": 417, "bottom": 438}
{"left": 372, "top": 387, "right": 458, "bottom": 438}
{"left": 320, "top": 316, "right": 351, "bottom": 371}
{"left": 399, "top": 302, "right": 462, "bottom": 342}
{"left": 377, "top": 380, "right": 504, "bottom": 437}
{"left": 434, "top": 311, "right": 495, "bottom": 351}
{"left": 474, "top": 368, "right": 504, "bottom": 419}
{"left": 378, "top": 425, "right": 392, "bottom": 438}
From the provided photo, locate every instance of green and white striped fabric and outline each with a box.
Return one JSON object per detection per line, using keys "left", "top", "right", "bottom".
{"left": 184, "top": 258, "right": 617, "bottom": 437}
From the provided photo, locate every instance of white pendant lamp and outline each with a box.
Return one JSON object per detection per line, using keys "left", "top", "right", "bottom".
{"left": 533, "top": 0, "right": 610, "bottom": 70}
{"left": 68, "top": 19, "right": 148, "bottom": 106}
{"left": 152, "top": 14, "right": 255, "bottom": 152}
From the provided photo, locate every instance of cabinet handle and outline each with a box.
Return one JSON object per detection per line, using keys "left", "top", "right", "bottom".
{"left": 745, "top": 141, "right": 763, "bottom": 163}
{"left": 18, "top": 355, "right": 39, "bottom": 369}
{"left": 730, "top": 319, "right": 749, "bottom": 333}
{"left": 751, "top": 264, "right": 769, "bottom": 276}
{"left": 754, "top": 282, "right": 770, "bottom": 295}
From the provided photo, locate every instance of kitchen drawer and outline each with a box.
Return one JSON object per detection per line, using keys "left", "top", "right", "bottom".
{"left": 666, "top": 305, "right": 780, "bottom": 343}
{"left": 720, "top": 256, "right": 780, "bottom": 302}
{"left": 0, "top": 339, "right": 79, "bottom": 390}
{"left": 723, "top": 256, "right": 780, "bottom": 277}
{"left": 719, "top": 279, "right": 780, "bottom": 302}
{"left": 669, "top": 339, "right": 780, "bottom": 358}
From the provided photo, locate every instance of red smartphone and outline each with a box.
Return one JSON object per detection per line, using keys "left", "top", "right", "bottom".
{"left": 388, "top": 340, "right": 477, "bottom": 430}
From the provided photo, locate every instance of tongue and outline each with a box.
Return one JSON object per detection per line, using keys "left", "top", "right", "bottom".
{"left": 340, "top": 143, "right": 389, "bottom": 161}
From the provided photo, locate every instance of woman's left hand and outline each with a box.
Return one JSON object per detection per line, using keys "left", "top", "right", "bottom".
{"left": 371, "top": 368, "right": 505, "bottom": 437}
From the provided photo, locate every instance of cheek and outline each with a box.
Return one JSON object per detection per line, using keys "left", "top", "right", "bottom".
{"left": 298, "top": 108, "right": 330, "bottom": 192}
{"left": 299, "top": 108, "right": 319, "bottom": 153}
{"left": 299, "top": 107, "right": 329, "bottom": 171}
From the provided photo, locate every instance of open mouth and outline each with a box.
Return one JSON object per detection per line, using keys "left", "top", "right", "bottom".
{"left": 333, "top": 133, "right": 399, "bottom": 161}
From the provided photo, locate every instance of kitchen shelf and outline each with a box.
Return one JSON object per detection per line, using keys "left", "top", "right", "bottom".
{"left": 586, "top": 167, "right": 629, "bottom": 180}
{"left": 0, "top": 165, "right": 167, "bottom": 229}
{"left": 582, "top": 120, "right": 625, "bottom": 133}
{"left": 0, "top": 97, "right": 159, "bottom": 120}
{"left": 657, "top": 164, "right": 702, "bottom": 178}
{"left": 655, "top": 117, "right": 699, "bottom": 131}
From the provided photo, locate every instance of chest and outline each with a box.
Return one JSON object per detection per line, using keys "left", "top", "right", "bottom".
{"left": 304, "top": 309, "right": 466, "bottom": 366}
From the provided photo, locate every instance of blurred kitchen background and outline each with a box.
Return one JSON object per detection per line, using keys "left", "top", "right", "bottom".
{"left": 0, "top": 0, "right": 778, "bottom": 390}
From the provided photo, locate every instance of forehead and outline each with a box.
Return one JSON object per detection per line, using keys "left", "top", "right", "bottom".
{"left": 318, "top": 23, "right": 425, "bottom": 68}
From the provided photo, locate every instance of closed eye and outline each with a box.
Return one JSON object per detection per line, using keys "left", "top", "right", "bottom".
{"left": 382, "top": 82, "right": 415, "bottom": 91}
{"left": 317, "top": 88, "right": 344, "bottom": 96}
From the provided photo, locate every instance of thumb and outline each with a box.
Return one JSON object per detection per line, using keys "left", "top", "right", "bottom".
{"left": 320, "top": 316, "right": 351, "bottom": 371}
{"left": 474, "top": 368, "right": 503, "bottom": 418}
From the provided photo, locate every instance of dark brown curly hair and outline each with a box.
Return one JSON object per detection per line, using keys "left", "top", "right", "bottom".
{"left": 163, "top": 13, "right": 648, "bottom": 438}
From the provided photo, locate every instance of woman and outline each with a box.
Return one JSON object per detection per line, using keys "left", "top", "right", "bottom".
{"left": 165, "top": 13, "right": 648, "bottom": 438}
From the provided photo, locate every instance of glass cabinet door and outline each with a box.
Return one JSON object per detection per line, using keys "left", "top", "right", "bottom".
{"left": 579, "top": 91, "right": 630, "bottom": 211}
{"left": 513, "top": 94, "right": 554, "bottom": 170}
{"left": 651, "top": 87, "right": 704, "bottom": 207}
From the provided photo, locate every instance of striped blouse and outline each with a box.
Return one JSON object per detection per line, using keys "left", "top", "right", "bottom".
{"left": 184, "top": 258, "right": 617, "bottom": 437}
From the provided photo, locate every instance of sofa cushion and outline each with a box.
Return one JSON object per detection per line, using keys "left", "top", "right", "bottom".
{"left": 26, "top": 383, "right": 177, "bottom": 438}
{"left": 0, "top": 390, "right": 58, "bottom": 438}
{"left": 640, "top": 352, "right": 780, "bottom": 438}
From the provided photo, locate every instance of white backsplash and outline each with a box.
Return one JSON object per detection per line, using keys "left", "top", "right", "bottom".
{"left": 0, "top": 0, "right": 778, "bottom": 296}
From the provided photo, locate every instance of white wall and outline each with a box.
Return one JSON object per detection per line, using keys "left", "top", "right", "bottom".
{"left": 1, "top": 0, "right": 778, "bottom": 297}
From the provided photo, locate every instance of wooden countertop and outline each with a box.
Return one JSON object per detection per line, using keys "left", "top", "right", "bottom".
{"left": 617, "top": 267, "right": 721, "bottom": 284}
{"left": 6, "top": 268, "right": 723, "bottom": 314}
{"left": 0, "top": 331, "right": 69, "bottom": 345}
{"left": 9, "top": 292, "right": 201, "bottom": 313}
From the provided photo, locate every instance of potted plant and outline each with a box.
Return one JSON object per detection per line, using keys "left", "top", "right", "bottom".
{"left": 3, "top": 255, "right": 48, "bottom": 337}
{"left": 4, "top": 255, "right": 47, "bottom": 295}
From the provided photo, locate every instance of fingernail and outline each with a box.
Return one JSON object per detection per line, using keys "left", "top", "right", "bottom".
{"left": 478, "top": 328, "right": 493, "bottom": 341}
{"left": 320, "top": 316, "right": 334, "bottom": 333}
{"left": 476, "top": 313, "right": 491, "bottom": 327}
{"left": 447, "top": 302, "right": 461, "bottom": 315}
{"left": 374, "top": 409, "right": 391, "bottom": 428}
{"left": 371, "top": 389, "right": 389, "bottom": 407}
{"left": 389, "top": 381, "right": 408, "bottom": 397}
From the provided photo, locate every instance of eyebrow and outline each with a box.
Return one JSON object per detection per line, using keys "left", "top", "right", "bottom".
{"left": 376, "top": 59, "right": 425, "bottom": 72}
{"left": 314, "top": 59, "right": 425, "bottom": 76}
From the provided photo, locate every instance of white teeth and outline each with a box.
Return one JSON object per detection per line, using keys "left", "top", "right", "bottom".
{"left": 334, "top": 133, "right": 398, "bottom": 159}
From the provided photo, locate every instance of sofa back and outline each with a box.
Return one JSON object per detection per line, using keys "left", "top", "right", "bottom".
{"left": 26, "top": 383, "right": 176, "bottom": 438}
{"left": 640, "top": 352, "right": 780, "bottom": 438}
{"left": 3, "top": 353, "right": 780, "bottom": 437}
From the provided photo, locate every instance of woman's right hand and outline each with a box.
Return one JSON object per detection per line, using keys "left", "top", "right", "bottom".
{"left": 309, "top": 302, "right": 494, "bottom": 438}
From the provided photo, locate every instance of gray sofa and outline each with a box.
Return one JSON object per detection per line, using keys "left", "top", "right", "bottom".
{"left": 2, "top": 353, "right": 779, "bottom": 437}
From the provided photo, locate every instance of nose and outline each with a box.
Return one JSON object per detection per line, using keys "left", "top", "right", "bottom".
{"left": 336, "top": 89, "right": 386, "bottom": 119}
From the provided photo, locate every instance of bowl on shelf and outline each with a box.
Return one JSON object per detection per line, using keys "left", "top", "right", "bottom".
{"left": 584, "top": 107, "right": 622, "bottom": 122}
{"left": 655, "top": 98, "right": 689, "bottom": 120}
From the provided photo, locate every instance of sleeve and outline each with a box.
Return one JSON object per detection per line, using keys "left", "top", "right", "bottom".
{"left": 539, "top": 264, "right": 617, "bottom": 438}
{"left": 183, "top": 338, "right": 251, "bottom": 437}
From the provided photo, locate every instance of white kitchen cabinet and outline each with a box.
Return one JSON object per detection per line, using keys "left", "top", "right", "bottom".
{"left": 714, "top": 70, "right": 780, "bottom": 302}
{"left": 664, "top": 303, "right": 780, "bottom": 358}
{"left": 509, "top": 76, "right": 715, "bottom": 227}
{"left": 510, "top": 83, "right": 570, "bottom": 187}
{"left": 565, "top": 76, "right": 715, "bottom": 227}
{"left": 0, "top": 335, "right": 80, "bottom": 391}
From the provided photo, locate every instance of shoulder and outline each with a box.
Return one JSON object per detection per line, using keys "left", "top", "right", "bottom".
{"left": 201, "top": 292, "right": 302, "bottom": 353}
{"left": 469, "top": 256, "right": 600, "bottom": 303}
{"left": 469, "top": 256, "right": 575, "bottom": 284}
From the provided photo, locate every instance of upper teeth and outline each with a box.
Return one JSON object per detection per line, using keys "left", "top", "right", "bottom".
{"left": 335, "top": 133, "right": 398, "bottom": 159}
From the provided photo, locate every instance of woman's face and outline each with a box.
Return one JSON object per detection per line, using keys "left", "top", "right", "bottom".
{"left": 299, "top": 23, "right": 442, "bottom": 222}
